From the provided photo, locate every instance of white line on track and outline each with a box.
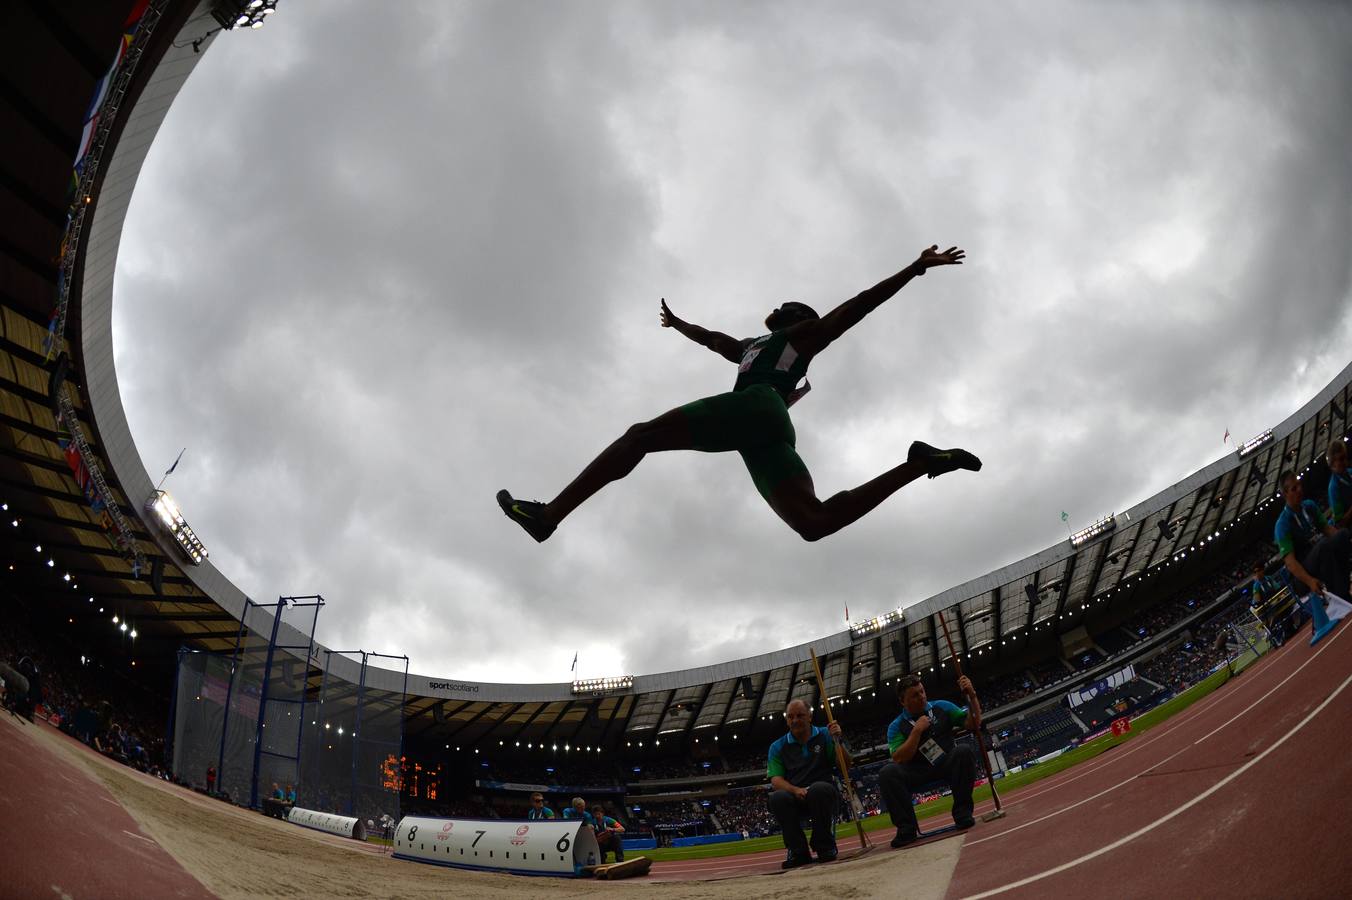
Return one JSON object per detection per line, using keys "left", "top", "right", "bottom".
{"left": 1192, "top": 628, "right": 1343, "bottom": 746}
{"left": 122, "top": 830, "right": 155, "bottom": 844}
{"left": 965, "top": 624, "right": 1342, "bottom": 846}
{"left": 963, "top": 664, "right": 1352, "bottom": 897}
{"left": 965, "top": 630, "right": 1302, "bottom": 819}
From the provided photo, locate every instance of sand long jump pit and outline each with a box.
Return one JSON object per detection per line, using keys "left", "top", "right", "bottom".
{"left": 6, "top": 714, "right": 961, "bottom": 899}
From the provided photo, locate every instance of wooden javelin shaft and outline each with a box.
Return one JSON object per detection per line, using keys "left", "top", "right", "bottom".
{"left": 936, "top": 611, "right": 1004, "bottom": 812}
{"left": 808, "top": 648, "right": 870, "bottom": 849}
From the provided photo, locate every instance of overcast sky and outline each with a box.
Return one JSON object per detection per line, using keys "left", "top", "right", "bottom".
{"left": 112, "top": 1, "right": 1352, "bottom": 684}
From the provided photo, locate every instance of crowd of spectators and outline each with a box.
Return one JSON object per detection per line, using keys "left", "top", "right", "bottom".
{"left": 1026, "top": 656, "right": 1075, "bottom": 687}
{"left": 979, "top": 670, "right": 1037, "bottom": 709}
{"left": 476, "top": 758, "right": 622, "bottom": 787}
{"left": 632, "top": 800, "right": 711, "bottom": 836}
{"left": 1, "top": 616, "right": 170, "bottom": 783}
{"left": 710, "top": 788, "right": 777, "bottom": 837}
{"left": 1118, "top": 545, "right": 1274, "bottom": 643}
{"left": 1138, "top": 586, "right": 1275, "bottom": 695}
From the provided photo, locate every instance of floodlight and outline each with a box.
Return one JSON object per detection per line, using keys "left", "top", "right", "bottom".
{"left": 1238, "top": 429, "right": 1273, "bottom": 457}
{"left": 1071, "top": 514, "right": 1116, "bottom": 547}
{"left": 146, "top": 490, "right": 209, "bottom": 564}
{"left": 211, "top": 0, "right": 281, "bottom": 30}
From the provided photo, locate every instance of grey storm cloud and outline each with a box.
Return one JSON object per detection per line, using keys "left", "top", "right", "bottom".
{"left": 112, "top": 0, "right": 1352, "bottom": 682}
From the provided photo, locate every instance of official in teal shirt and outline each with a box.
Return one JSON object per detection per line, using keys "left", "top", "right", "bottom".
{"left": 591, "top": 805, "right": 626, "bottom": 863}
{"left": 1327, "top": 439, "right": 1352, "bottom": 527}
{"left": 766, "top": 699, "right": 847, "bottom": 868}
{"left": 878, "top": 673, "right": 982, "bottom": 847}
{"left": 562, "top": 797, "right": 596, "bottom": 829}
{"left": 1274, "top": 470, "right": 1350, "bottom": 599}
{"left": 527, "top": 792, "right": 555, "bottom": 820}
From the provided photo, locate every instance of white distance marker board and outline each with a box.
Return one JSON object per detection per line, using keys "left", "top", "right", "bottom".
{"left": 287, "top": 807, "right": 365, "bottom": 840}
{"left": 392, "top": 816, "right": 601, "bottom": 877}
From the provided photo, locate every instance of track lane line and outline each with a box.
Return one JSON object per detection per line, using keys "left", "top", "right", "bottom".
{"left": 964, "top": 632, "right": 1303, "bottom": 819}
{"left": 961, "top": 667, "right": 1352, "bottom": 898}
{"left": 964, "top": 625, "right": 1342, "bottom": 847}
{"left": 1192, "top": 629, "right": 1342, "bottom": 745}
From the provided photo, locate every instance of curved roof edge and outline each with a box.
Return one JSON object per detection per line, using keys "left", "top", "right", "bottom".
{"left": 76, "top": 2, "right": 1352, "bottom": 703}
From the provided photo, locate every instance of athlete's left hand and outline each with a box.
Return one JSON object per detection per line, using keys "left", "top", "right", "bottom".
{"left": 958, "top": 675, "right": 975, "bottom": 698}
{"left": 827, "top": 721, "right": 842, "bottom": 739}
{"left": 915, "top": 244, "right": 965, "bottom": 270}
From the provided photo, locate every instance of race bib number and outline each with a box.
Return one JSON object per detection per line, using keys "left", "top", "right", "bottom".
{"left": 919, "top": 738, "right": 945, "bottom": 765}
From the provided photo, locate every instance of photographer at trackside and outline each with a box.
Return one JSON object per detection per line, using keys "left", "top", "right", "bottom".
{"left": 878, "top": 674, "right": 981, "bottom": 848}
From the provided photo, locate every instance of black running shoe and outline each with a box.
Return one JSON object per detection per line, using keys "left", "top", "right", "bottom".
{"left": 890, "top": 830, "right": 917, "bottom": 849}
{"left": 955, "top": 817, "right": 975, "bottom": 830}
{"left": 496, "top": 490, "right": 556, "bottom": 543}
{"left": 781, "top": 851, "right": 814, "bottom": 870}
{"left": 908, "top": 441, "right": 983, "bottom": 479}
{"left": 812, "top": 839, "right": 838, "bottom": 862}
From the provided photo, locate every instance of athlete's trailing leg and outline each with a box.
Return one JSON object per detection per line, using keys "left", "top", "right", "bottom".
{"left": 497, "top": 407, "right": 693, "bottom": 542}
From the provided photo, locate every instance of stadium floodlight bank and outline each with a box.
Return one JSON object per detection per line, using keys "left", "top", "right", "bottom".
{"left": 571, "top": 675, "right": 633, "bottom": 695}
{"left": 1070, "top": 514, "right": 1116, "bottom": 547}
{"left": 849, "top": 609, "right": 904, "bottom": 639}
{"left": 1238, "top": 429, "right": 1274, "bottom": 457}
{"left": 210, "top": 0, "right": 280, "bottom": 31}
{"left": 145, "top": 489, "right": 208, "bottom": 564}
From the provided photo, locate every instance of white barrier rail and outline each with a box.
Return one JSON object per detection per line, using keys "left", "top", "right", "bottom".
{"left": 392, "top": 816, "right": 600, "bottom": 876}
{"left": 287, "top": 807, "right": 366, "bottom": 841}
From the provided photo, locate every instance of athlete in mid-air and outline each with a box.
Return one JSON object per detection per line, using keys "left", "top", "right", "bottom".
{"left": 498, "top": 245, "right": 981, "bottom": 543}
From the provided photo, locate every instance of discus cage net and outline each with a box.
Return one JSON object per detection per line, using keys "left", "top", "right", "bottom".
{"left": 169, "top": 596, "right": 409, "bottom": 824}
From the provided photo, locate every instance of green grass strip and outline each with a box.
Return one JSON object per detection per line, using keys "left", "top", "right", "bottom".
{"left": 633, "top": 662, "right": 1241, "bottom": 862}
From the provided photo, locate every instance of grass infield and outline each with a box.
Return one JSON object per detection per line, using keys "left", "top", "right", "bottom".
{"left": 629, "top": 659, "right": 1246, "bottom": 862}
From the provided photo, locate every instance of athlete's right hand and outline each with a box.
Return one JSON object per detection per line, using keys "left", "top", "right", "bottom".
{"left": 659, "top": 298, "right": 680, "bottom": 328}
{"left": 913, "top": 715, "right": 931, "bottom": 734}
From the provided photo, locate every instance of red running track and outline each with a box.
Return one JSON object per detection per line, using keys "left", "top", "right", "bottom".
{"left": 0, "top": 714, "right": 214, "bottom": 899}
{"left": 649, "top": 619, "right": 1352, "bottom": 895}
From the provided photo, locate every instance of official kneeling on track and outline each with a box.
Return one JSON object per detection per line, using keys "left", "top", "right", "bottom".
{"left": 879, "top": 673, "right": 982, "bottom": 847}
{"left": 592, "top": 804, "right": 625, "bottom": 863}
{"left": 767, "top": 699, "right": 848, "bottom": 869}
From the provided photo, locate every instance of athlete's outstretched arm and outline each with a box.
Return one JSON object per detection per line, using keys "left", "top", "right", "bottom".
{"left": 660, "top": 298, "right": 748, "bottom": 363}
{"left": 792, "top": 245, "right": 965, "bottom": 356}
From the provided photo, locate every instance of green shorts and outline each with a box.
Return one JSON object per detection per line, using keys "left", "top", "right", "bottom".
{"left": 679, "top": 383, "right": 808, "bottom": 501}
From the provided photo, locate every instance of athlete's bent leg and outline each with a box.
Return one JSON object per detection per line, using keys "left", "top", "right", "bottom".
{"left": 767, "top": 460, "right": 929, "bottom": 541}
{"left": 545, "top": 406, "right": 694, "bottom": 524}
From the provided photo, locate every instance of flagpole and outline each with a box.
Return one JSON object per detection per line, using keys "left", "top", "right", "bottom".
{"left": 156, "top": 447, "right": 186, "bottom": 492}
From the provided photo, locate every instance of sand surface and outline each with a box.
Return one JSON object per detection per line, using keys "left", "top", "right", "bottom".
{"left": 18, "top": 716, "right": 962, "bottom": 899}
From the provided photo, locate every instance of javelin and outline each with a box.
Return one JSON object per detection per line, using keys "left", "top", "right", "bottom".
{"left": 936, "top": 611, "right": 1007, "bottom": 822}
{"left": 808, "top": 648, "right": 871, "bottom": 850}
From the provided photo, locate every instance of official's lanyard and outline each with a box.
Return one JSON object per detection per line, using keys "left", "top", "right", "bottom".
{"left": 903, "top": 703, "right": 933, "bottom": 727}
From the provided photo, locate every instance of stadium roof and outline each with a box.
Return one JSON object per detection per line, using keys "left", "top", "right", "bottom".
{"left": 4, "top": 2, "right": 1350, "bottom": 751}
